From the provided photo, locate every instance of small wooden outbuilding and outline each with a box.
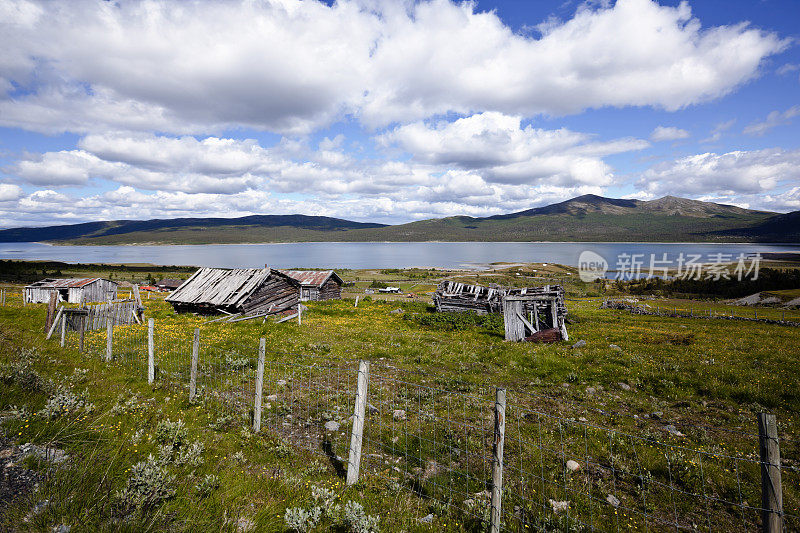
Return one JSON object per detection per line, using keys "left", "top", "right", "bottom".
{"left": 156, "top": 278, "right": 184, "bottom": 291}
{"left": 502, "top": 292, "right": 568, "bottom": 342}
{"left": 432, "top": 281, "right": 568, "bottom": 342}
{"left": 280, "top": 270, "right": 343, "bottom": 301}
{"left": 166, "top": 268, "right": 299, "bottom": 316}
{"left": 24, "top": 278, "right": 118, "bottom": 304}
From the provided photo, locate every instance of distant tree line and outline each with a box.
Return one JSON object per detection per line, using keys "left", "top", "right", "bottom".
{"left": 624, "top": 268, "right": 800, "bottom": 298}
{"left": 0, "top": 260, "right": 196, "bottom": 284}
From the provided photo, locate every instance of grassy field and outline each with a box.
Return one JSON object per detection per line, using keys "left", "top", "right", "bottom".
{"left": 1, "top": 266, "right": 799, "bottom": 531}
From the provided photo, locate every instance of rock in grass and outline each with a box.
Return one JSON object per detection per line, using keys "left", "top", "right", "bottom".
{"left": 393, "top": 409, "right": 407, "bottom": 421}
{"left": 663, "top": 425, "right": 684, "bottom": 437}
{"left": 549, "top": 499, "right": 569, "bottom": 514}
{"left": 20, "top": 443, "right": 68, "bottom": 464}
{"left": 324, "top": 421, "right": 340, "bottom": 432}
{"left": 566, "top": 460, "right": 580, "bottom": 472}
{"left": 420, "top": 514, "right": 434, "bottom": 523}
{"left": 606, "top": 494, "right": 620, "bottom": 508}
{"left": 571, "top": 340, "right": 586, "bottom": 349}
{"left": 617, "top": 382, "right": 631, "bottom": 391}
{"left": 236, "top": 517, "right": 255, "bottom": 532}
{"left": 609, "top": 344, "right": 622, "bottom": 351}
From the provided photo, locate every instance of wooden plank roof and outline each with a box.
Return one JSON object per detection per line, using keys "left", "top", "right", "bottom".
{"left": 166, "top": 268, "right": 294, "bottom": 307}
{"left": 280, "top": 270, "right": 342, "bottom": 288}
{"left": 25, "top": 277, "right": 114, "bottom": 289}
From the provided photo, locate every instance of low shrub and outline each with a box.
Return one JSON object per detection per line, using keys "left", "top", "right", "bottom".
{"left": 116, "top": 455, "right": 176, "bottom": 513}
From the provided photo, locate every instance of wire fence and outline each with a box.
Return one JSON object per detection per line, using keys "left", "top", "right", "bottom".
{"left": 55, "top": 316, "right": 798, "bottom": 532}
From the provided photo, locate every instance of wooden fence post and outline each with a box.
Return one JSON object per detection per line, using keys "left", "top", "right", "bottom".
{"left": 46, "top": 306, "right": 63, "bottom": 340}
{"left": 45, "top": 293, "right": 57, "bottom": 332}
{"left": 147, "top": 318, "right": 155, "bottom": 384}
{"left": 189, "top": 328, "right": 200, "bottom": 401}
{"left": 105, "top": 315, "right": 113, "bottom": 362}
{"left": 758, "top": 413, "right": 783, "bottom": 533}
{"left": 79, "top": 315, "right": 85, "bottom": 352}
{"left": 491, "top": 388, "right": 507, "bottom": 533}
{"left": 346, "top": 360, "right": 370, "bottom": 485}
{"left": 298, "top": 304, "right": 303, "bottom": 325}
{"left": 354, "top": 296, "right": 359, "bottom": 308}
{"left": 60, "top": 314, "right": 66, "bottom": 348}
{"left": 253, "top": 338, "right": 266, "bottom": 433}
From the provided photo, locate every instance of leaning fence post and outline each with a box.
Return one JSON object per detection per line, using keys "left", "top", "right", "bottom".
{"left": 59, "top": 313, "right": 66, "bottom": 348}
{"left": 354, "top": 296, "right": 359, "bottom": 308}
{"left": 253, "top": 338, "right": 266, "bottom": 433}
{"left": 79, "top": 315, "right": 85, "bottom": 352}
{"left": 105, "top": 314, "right": 113, "bottom": 362}
{"left": 491, "top": 388, "right": 507, "bottom": 533}
{"left": 758, "top": 413, "right": 783, "bottom": 533}
{"left": 189, "top": 328, "right": 200, "bottom": 401}
{"left": 346, "top": 360, "right": 370, "bottom": 485}
{"left": 147, "top": 318, "right": 155, "bottom": 384}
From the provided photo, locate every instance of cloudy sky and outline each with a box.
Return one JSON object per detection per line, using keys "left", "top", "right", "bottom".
{"left": 0, "top": 0, "right": 799, "bottom": 228}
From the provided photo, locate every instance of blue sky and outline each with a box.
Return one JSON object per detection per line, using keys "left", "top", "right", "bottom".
{"left": 0, "top": 0, "right": 798, "bottom": 228}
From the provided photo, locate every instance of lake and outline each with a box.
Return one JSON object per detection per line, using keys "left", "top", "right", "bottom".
{"left": 0, "top": 241, "right": 797, "bottom": 271}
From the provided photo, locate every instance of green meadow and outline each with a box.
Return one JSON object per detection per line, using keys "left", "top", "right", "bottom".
{"left": 1, "top": 265, "right": 798, "bottom": 531}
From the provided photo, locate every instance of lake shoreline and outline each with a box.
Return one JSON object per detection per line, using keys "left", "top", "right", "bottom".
{"left": 2, "top": 241, "right": 798, "bottom": 270}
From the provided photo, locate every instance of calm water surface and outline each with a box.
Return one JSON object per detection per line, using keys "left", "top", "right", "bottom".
{"left": 0, "top": 241, "right": 797, "bottom": 270}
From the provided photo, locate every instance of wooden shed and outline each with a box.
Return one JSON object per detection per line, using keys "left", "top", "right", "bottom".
{"left": 502, "top": 292, "right": 568, "bottom": 342}
{"left": 24, "top": 278, "right": 118, "bottom": 304}
{"left": 165, "top": 268, "right": 299, "bottom": 316}
{"left": 280, "top": 270, "right": 343, "bottom": 301}
{"left": 433, "top": 281, "right": 503, "bottom": 314}
{"left": 156, "top": 278, "right": 184, "bottom": 291}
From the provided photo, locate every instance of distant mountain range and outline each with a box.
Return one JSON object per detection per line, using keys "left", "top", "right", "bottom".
{"left": 1, "top": 195, "right": 798, "bottom": 244}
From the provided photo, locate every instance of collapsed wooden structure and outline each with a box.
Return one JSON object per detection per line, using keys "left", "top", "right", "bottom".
{"left": 502, "top": 292, "right": 568, "bottom": 342}
{"left": 433, "top": 281, "right": 504, "bottom": 314}
{"left": 25, "top": 278, "right": 118, "bottom": 304}
{"left": 63, "top": 299, "right": 144, "bottom": 331}
{"left": 165, "top": 268, "right": 299, "bottom": 316}
{"left": 280, "top": 270, "right": 343, "bottom": 301}
{"left": 433, "top": 281, "right": 568, "bottom": 342}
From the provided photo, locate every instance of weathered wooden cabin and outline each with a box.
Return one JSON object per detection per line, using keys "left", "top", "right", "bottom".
{"left": 24, "top": 278, "right": 118, "bottom": 304}
{"left": 280, "top": 270, "right": 343, "bottom": 301}
{"left": 156, "top": 278, "right": 184, "bottom": 291}
{"left": 165, "top": 268, "right": 299, "bottom": 316}
{"left": 502, "top": 291, "right": 568, "bottom": 342}
{"left": 433, "top": 281, "right": 568, "bottom": 341}
{"left": 432, "top": 281, "right": 504, "bottom": 314}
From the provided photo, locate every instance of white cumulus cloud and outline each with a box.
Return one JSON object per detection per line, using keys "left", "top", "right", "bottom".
{"left": 637, "top": 148, "right": 800, "bottom": 198}
{"left": 0, "top": 0, "right": 786, "bottom": 134}
{"left": 650, "top": 126, "right": 690, "bottom": 142}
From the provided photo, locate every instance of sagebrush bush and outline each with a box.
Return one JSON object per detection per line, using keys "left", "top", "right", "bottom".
{"left": 0, "top": 348, "right": 45, "bottom": 391}
{"left": 195, "top": 474, "right": 219, "bottom": 498}
{"left": 155, "top": 419, "right": 187, "bottom": 447}
{"left": 337, "top": 500, "right": 380, "bottom": 533}
{"left": 116, "top": 455, "right": 175, "bottom": 513}
{"left": 284, "top": 506, "right": 322, "bottom": 532}
{"left": 41, "top": 386, "right": 94, "bottom": 418}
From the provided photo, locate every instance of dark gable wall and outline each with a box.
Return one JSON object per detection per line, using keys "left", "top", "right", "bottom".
{"left": 318, "top": 277, "right": 342, "bottom": 300}
{"left": 241, "top": 274, "right": 299, "bottom": 315}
